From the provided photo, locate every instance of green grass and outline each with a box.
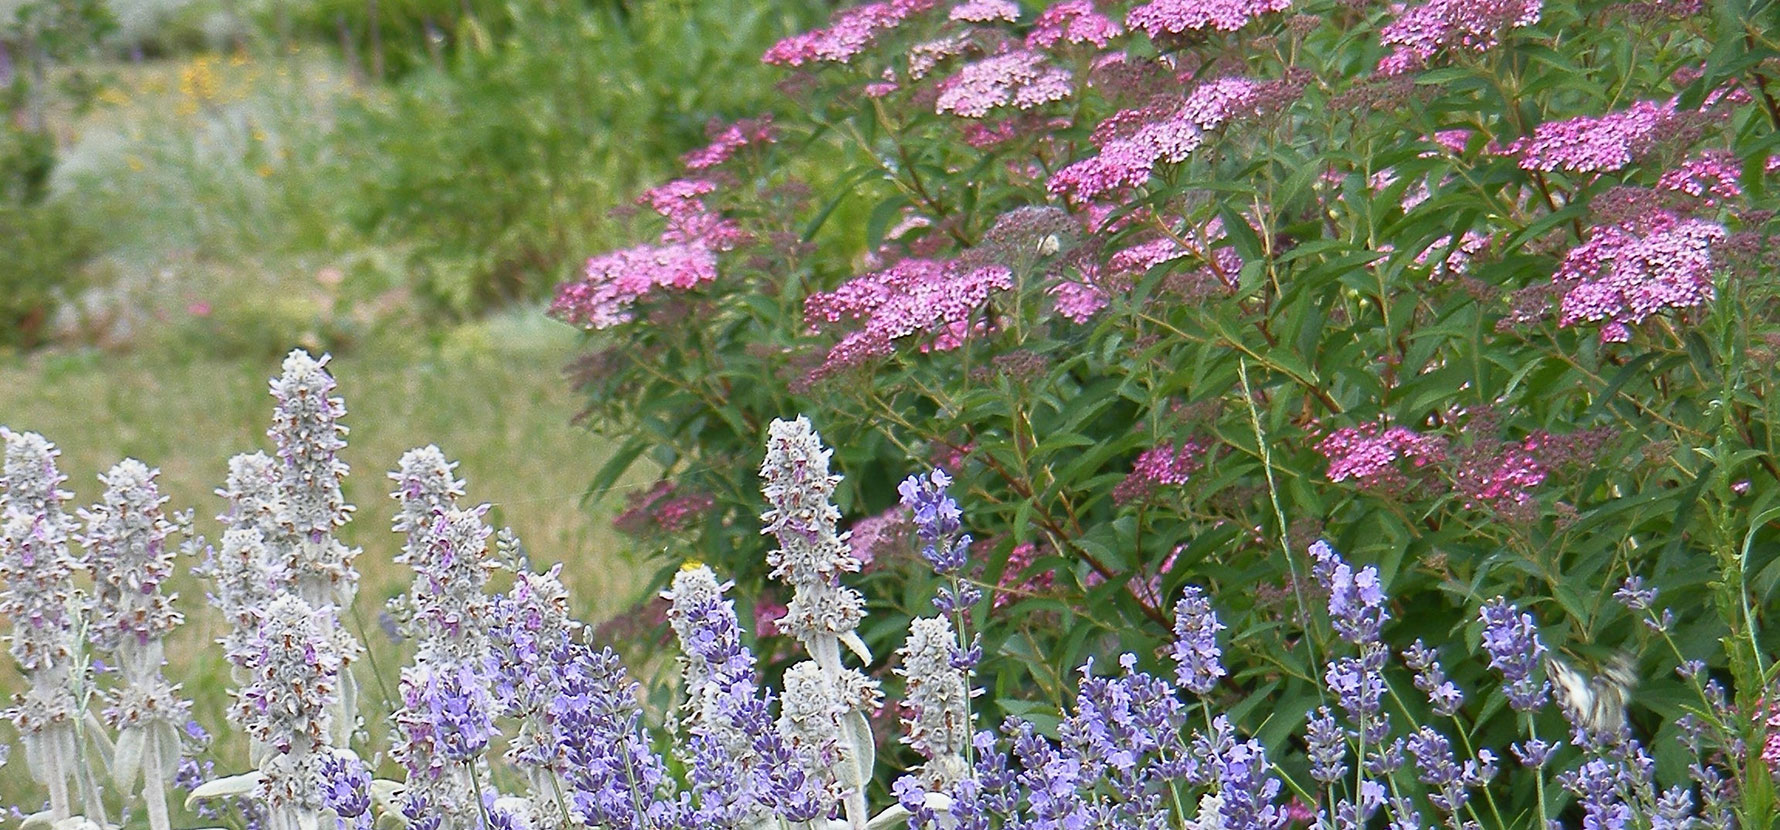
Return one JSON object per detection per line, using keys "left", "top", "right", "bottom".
{"left": 0, "top": 314, "right": 655, "bottom": 814}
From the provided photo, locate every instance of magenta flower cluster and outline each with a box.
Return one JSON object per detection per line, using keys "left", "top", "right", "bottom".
{"left": 803, "top": 258, "right": 1014, "bottom": 378}
{"left": 1124, "top": 0, "right": 1291, "bottom": 38}
{"left": 1511, "top": 99, "right": 1676, "bottom": 175}
{"left": 934, "top": 50, "right": 1073, "bottom": 118}
{"left": 1316, "top": 421, "right": 1447, "bottom": 492}
{"left": 761, "top": 0, "right": 937, "bottom": 66}
{"left": 1048, "top": 76, "right": 1293, "bottom": 201}
{"left": 1555, "top": 212, "right": 1726, "bottom": 343}
{"left": 1377, "top": 0, "right": 1542, "bottom": 74}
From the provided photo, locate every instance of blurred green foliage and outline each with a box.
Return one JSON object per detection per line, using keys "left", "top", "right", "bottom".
{"left": 337, "top": 0, "right": 817, "bottom": 315}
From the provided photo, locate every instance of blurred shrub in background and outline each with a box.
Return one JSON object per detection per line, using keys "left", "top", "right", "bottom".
{"left": 338, "top": 0, "right": 818, "bottom": 316}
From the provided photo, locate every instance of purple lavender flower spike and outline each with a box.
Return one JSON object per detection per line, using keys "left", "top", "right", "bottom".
{"left": 1478, "top": 597, "right": 1550, "bottom": 712}
{"left": 1308, "top": 540, "right": 1389, "bottom": 645}
{"left": 1171, "top": 586, "right": 1226, "bottom": 696}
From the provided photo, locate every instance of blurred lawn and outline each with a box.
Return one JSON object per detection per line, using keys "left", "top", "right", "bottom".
{"left": 0, "top": 314, "right": 654, "bottom": 812}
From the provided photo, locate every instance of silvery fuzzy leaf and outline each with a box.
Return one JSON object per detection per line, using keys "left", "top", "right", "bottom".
{"left": 839, "top": 630, "right": 872, "bottom": 663}
{"left": 153, "top": 721, "right": 182, "bottom": 785}
{"left": 18, "top": 810, "right": 54, "bottom": 830}
{"left": 863, "top": 806, "right": 909, "bottom": 830}
{"left": 112, "top": 726, "right": 145, "bottom": 791}
{"left": 862, "top": 789, "right": 956, "bottom": 830}
{"left": 376, "top": 809, "right": 409, "bottom": 830}
{"left": 843, "top": 709, "right": 875, "bottom": 793}
{"left": 56, "top": 820, "right": 103, "bottom": 830}
{"left": 184, "top": 771, "right": 263, "bottom": 809}
{"left": 370, "top": 778, "right": 406, "bottom": 813}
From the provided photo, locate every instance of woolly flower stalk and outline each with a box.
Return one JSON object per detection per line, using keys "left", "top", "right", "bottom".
{"left": 0, "top": 429, "right": 87, "bottom": 820}
{"left": 759, "top": 416, "right": 883, "bottom": 825}
{"left": 897, "top": 616, "right": 972, "bottom": 788}
{"left": 390, "top": 444, "right": 467, "bottom": 553}
{"left": 79, "top": 459, "right": 190, "bottom": 830}
{"left": 401, "top": 505, "right": 497, "bottom": 663}
{"left": 268, "top": 349, "right": 358, "bottom": 607}
{"left": 233, "top": 593, "right": 350, "bottom": 830}
{"left": 664, "top": 565, "right": 748, "bottom": 748}
{"left": 267, "top": 350, "right": 364, "bottom": 746}
{"left": 201, "top": 528, "right": 285, "bottom": 668}
{"left": 218, "top": 451, "right": 286, "bottom": 543}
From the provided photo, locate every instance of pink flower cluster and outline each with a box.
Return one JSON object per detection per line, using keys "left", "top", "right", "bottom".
{"left": 1113, "top": 440, "right": 1206, "bottom": 504}
{"left": 1048, "top": 77, "right": 1292, "bottom": 200}
{"left": 1656, "top": 150, "right": 1743, "bottom": 207}
{"left": 1317, "top": 422, "right": 1446, "bottom": 493}
{"left": 1556, "top": 212, "right": 1726, "bottom": 342}
{"left": 846, "top": 506, "right": 910, "bottom": 570}
{"left": 1415, "top": 231, "right": 1491, "bottom": 279}
{"left": 612, "top": 481, "right": 715, "bottom": 537}
{"left": 1124, "top": 0, "right": 1291, "bottom": 38}
{"left": 554, "top": 118, "right": 774, "bottom": 330}
{"left": 1377, "top": 0, "right": 1541, "bottom": 74}
{"left": 762, "top": 0, "right": 938, "bottom": 66}
{"left": 935, "top": 50, "right": 1074, "bottom": 118}
{"left": 1511, "top": 99, "right": 1676, "bottom": 175}
{"left": 804, "top": 258, "right": 1014, "bottom": 377}
{"left": 1452, "top": 440, "right": 1546, "bottom": 516}
{"left": 1026, "top": 1, "right": 1123, "bottom": 49}
{"left": 949, "top": 0, "right": 1019, "bottom": 22}
{"left": 1451, "top": 427, "right": 1612, "bottom": 520}
{"left": 992, "top": 540, "right": 1055, "bottom": 609}
{"left": 1050, "top": 278, "right": 1109, "bottom": 323}
{"left": 681, "top": 116, "right": 776, "bottom": 171}
{"left": 551, "top": 243, "right": 719, "bottom": 329}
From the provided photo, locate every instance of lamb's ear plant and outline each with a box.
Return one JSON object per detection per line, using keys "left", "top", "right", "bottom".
{"left": 266, "top": 350, "right": 364, "bottom": 749}
{"left": 77, "top": 460, "right": 190, "bottom": 830}
{"left": 1, "top": 430, "right": 99, "bottom": 824}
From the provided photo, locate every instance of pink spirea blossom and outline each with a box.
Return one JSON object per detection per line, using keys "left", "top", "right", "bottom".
{"left": 1318, "top": 423, "right": 1448, "bottom": 492}
{"left": 681, "top": 116, "right": 776, "bottom": 171}
{"left": 762, "top": 0, "right": 939, "bottom": 66}
{"left": 550, "top": 242, "right": 719, "bottom": 329}
{"left": 1764, "top": 703, "right": 1780, "bottom": 772}
{"left": 1027, "top": 1, "right": 1123, "bottom": 48}
{"left": 908, "top": 34, "right": 972, "bottom": 79}
{"left": 1050, "top": 279, "right": 1109, "bottom": 323}
{"left": 1377, "top": 0, "right": 1541, "bottom": 74}
{"left": 612, "top": 481, "right": 714, "bottom": 537}
{"left": 847, "top": 507, "right": 910, "bottom": 570}
{"left": 935, "top": 51, "right": 1074, "bottom": 118}
{"left": 949, "top": 0, "right": 1019, "bottom": 22}
{"left": 1048, "top": 77, "right": 1287, "bottom": 200}
{"left": 1511, "top": 99, "right": 1676, "bottom": 175}
{"left": 992, "top": 541, "right": 1055, "bottom": 609}
{"left": 1114, "top": 441, "right": 1205, "bottom": 504}
{"left": 1656, "top": 150, "right": 1743, "bottom": 207}
{"left": 1415, "top": 231, "right": 1491, "bottom": 279}
{"left": 1125, "top": 0, "right": 1291, "bottom": 37}
{"left": 1556, "top": 212, "right": 1726, "bottom": 342}
{"left": 805, "top": 259, "right": 1015, "bottom": 376}
{"left": 1452, "top": 440, "right": 1546, "bottom": 515}
{"left": 1428, "top": 129, "right": 1471, "bottom": 154}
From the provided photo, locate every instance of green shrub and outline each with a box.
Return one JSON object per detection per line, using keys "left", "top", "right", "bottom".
{"left": 555, "top": 0, "right": 1780, "bottom": 817}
